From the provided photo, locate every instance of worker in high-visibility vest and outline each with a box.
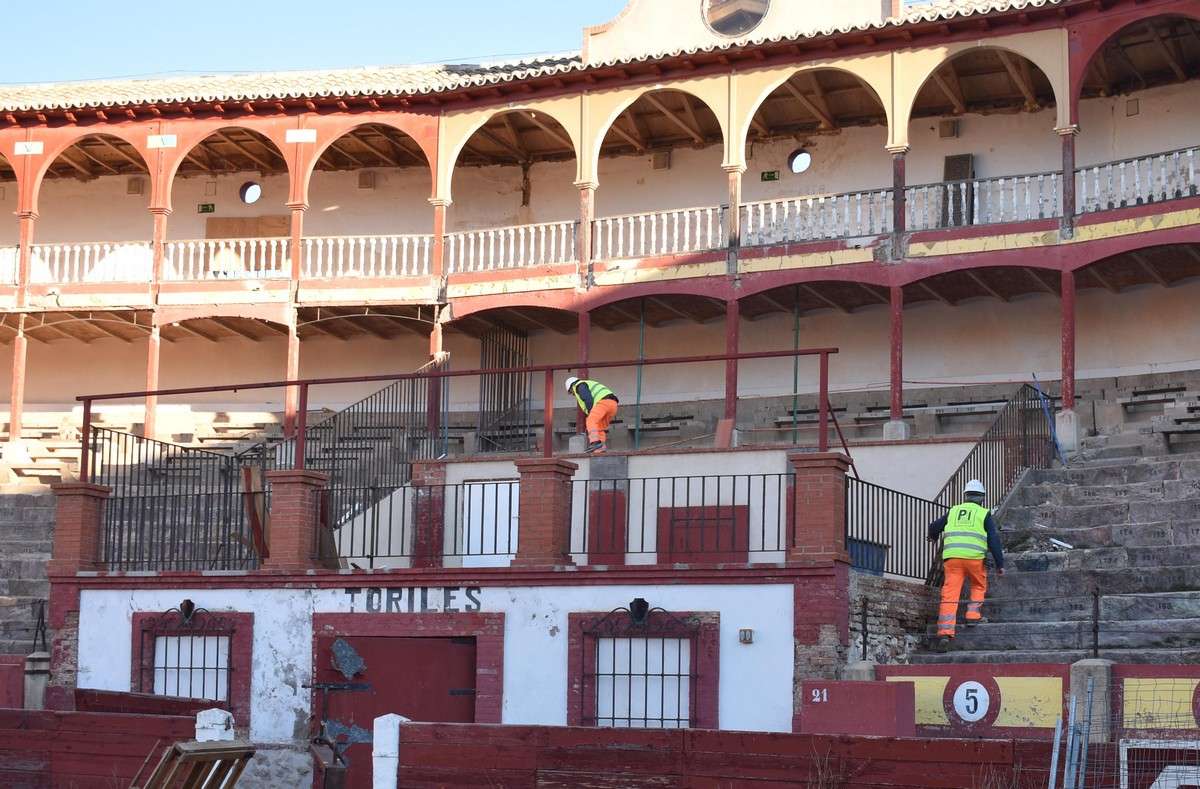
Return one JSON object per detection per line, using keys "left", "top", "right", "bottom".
{"left": 927, "top": 479, "right": 1005, "bottom": 651}
{"left": 565, "top": 376, "right": 619, "bottom": 454}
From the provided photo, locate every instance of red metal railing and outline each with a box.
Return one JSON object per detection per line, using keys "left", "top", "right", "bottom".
{"left": 76, "top": 347, "right": 839, "bottom": 482}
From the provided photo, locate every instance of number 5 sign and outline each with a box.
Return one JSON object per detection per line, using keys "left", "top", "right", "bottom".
{"left": 942, "top": 676, "right": 1002, "bottom": 732}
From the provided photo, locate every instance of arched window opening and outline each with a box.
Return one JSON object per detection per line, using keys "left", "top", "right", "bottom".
{"left": 448, "top": 110, "right": 578, "bottom": 274}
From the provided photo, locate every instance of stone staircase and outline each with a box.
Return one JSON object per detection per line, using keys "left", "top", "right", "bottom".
{"left": 0, "top": 493, "right": 53, "bottom": 655}
{"left": 915, "top": 431, "right": 1200, "bottom": 664}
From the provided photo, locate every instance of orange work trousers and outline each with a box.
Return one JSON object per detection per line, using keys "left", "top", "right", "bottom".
{"left": 938, "top": 557, "right": 987, "bottom": 636}
{"left": 586, "top": 398, "right": 619, "bottom": 444}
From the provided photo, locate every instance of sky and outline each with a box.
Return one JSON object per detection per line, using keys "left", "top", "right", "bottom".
{"left": 0, "top": 0, "right": 629, "bottom": 85}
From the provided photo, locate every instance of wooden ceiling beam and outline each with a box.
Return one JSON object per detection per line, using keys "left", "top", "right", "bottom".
{"left": 858, "top": 284, "right": 890, "bottom": 305}
{"left": 1129, "top": 251, "right": 1170, "bottom": 287}
{"left": 94, "top": 136, "right": 148, "bottom": 172}
{"left": 498, "top": 114, "right": 530, "bottom": 161}
{"left": 348, "top": 130, "right": 402, "bottom": 167}
{"left": 213, "top": 131, "right": 279, "bottom": 172}
{"left": 647, "top": 296, "right": 699, "bottom": 324}
{"left": 932, "top": 66, "right": 967, "bottom": 115}
{"left": 1087, "top": 266, "right": 1120, "bottom": 294}
{"left": 208, "top": 317, "right": 263, "bottom": 342}
{"left": 642, "top": 93, "right": 705, "bottom": 144}
{"left": 55, "top": 151, "right": 97, "bottom": 180}
{"left": 1025, "top": 267, "right": 1060, "bottom": 295}
{"left": 522, "top": 111, "right": 575, "bottom": 153}
{"left": 66, "top": 312, "right": 134, "bottom": 343}
{"left": 169, "top": 321, "right": 221, "bottom": 343}
{"left": 325, "top": 140, "right": 369, "bottom": 168}
{"left": 375, "top": 129, "right": 429, "bottom": 166}
{"left": 607, "top": 116, "right": 648, "bottom": 153}
{"left": 1148, "top": 22, "right": 1188, "bottom": 82}
{"left": 997, "top": 51, "right": 1040, "bottom": 111}
{"left": 781, "top": 80, "right": 837, "bottom": 130}
{"left": 474, "top": 127, "right": 527, "bottom": 163}
{"left": 71, "top": 145, "right": 123, "bottom": 176}
{"left": 800, "top": 72, "right": 838, "bottom": 128}
{"left": 965, "top": 271, "right": 1008, "bottom": 302}
{"left": 801, "top": 284, "right": 849, "bottom": 313}
{"left": 917, "top": 280, "right": 955, "bottom": 306}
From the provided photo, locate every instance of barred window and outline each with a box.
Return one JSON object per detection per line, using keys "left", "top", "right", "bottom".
{"left": 132, "top": 606, "right": 251, "bottom": 727}
{"left": 595, "top": 636, "right": 692, "bottom": 728}
{"left": 151, "top": 634, "right": 231, "bottom": 702}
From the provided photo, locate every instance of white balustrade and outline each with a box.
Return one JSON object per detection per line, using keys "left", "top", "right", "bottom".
{"left": 593, "top": 206, "right": 725, "bottom": 261}
{"left": 303, "top": 235, "right": 432, "bottom": 279}
{"left": 445, "top": 221, "right": 577, "bottom": 274}
{"left": 906, "top": 173, "right": 1062, "bottom": 231}
{"left": 0, "top": 247, "right": 18, "bottom": 285}
{"left": 1077, "top": 146, "right": 1199, "bottom": 214}
{"left": 162, "top": 238, "right": 291, "bottom": 281}
{"left": 28, "top": 241, "right": 154, "bottom": 284}
{"left": 740, "top": 190, "right": 893, "bottom": 247}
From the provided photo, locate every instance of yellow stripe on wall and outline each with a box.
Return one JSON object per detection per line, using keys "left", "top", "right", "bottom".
{"left": 994, "top": 677, "right": 1062, "bottom": 728}
{"left": 887, "top": 676, "right": 950, "bottom": 725}
{"left": 1123, "top": 678, "right": 1199, "bottom": 730}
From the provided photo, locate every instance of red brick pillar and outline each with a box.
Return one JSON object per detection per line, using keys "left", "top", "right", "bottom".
{"left": 411, "top": 461, "right": 446, "bottom": 569}
{"left": 48, "top": 483, "right": 110, "bottom": 575}
{"left": 513, "top": 458, "right": 577, "bottom": 567}
{"left": 263, "top": 470, "right": 328, "bottom": 571}
{"left": 787, "top": 452, "right": 851, "bottom": 565}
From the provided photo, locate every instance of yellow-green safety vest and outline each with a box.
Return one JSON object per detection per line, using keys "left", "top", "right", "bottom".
{"left": 571, "top": 379, "right": 614, "bottom": 414}
{"left": 942, "top": 502, "right": 990, "bottom": 560}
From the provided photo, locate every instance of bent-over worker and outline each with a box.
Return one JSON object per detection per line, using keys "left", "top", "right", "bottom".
{"left": 927, "top": 479, "right": 1005, "bottom": 650}
{"left": 565, "top": 376, "right": 619, "bottom": 454}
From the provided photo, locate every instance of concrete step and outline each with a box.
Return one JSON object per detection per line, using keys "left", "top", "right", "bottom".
{"left": 911, "top": 647, "right": 1200, "bottom": 665}
{"left": 1030, "top": 457, "right": 1200, "bottom": 487}
{"left": 1012, "top": 478, "right": 1200, "bottom": 507}
{"left": 924, "top": 618, "right": 1200, "bottom": 652}
{"left": 1004, "top": 496, "right": 1200, "bottom": 531}
{"left": 1004, "top": 519, "right": 1200, "bottom": 551}
{"left": 0, "top": 579, "right": 50, "bottom": 597}
{"left": 990, "top": 565, "right": 1200, "bottom": 599}
{"left": 1006, "top": 545, "right": 1200, "bottom": 573}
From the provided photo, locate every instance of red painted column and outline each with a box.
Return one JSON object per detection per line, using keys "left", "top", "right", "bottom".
{"left": 411, "top": 461, "right": 446, "bottom": 569}
{"left": 262, "top": 469, "right": 328, "bottom": 571}
{"left": 287, "top": 202, "right": 306, "bottom": 281}
{"left": 430, "top": 199, "right": 449, "bottom": 281}
{"left": 889, "top": 286, "right": 903, "bottom": 421}
{"left": 48, "top": 482, "right": 111, "bottom": 576}
{"left": 513, "top": 458, "right": 577, "bottom": 567}
{"left": 8, "top": 316, "right": 26, "bottom": 444}
{"left": 1059, "top": 127, "right": 1078, "bottom": 234}
{"left": 1061, "top": 269, "right": 1076, "bottom": 410}
{"left": 284, "top": 316, "right": 301, "bottom": 436}
{"left": 724, "top": 299, "right": 740, "bottom": 421}
{"left": 577, "top": 182, "right": 596, "bottom": 286}
{"left": 150, "top": 208, "right": 169, "bottom": 298}
{"left": 577, "top": 311, "right": 590, "bottom": 435}
{"left": 787, "top": 451, "right": 851, "bottom": 565}
{"left": 143, "top": 326, "right": 161, "bottom": 440}
{"left": 724, "top": 165, "right": 744, "bottom": 275}
{"left": 889, "top": 146, "right": 907, "bottom": 258}
{"left": 16, "top": 211, "right": 36, "bottom": 309}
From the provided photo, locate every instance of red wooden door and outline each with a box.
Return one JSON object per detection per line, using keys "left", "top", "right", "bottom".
{"left": 313, "top": 635, "right": 477, "bottom": 789}
{"left": 587, "top": 488, "right": 627, "bottom": 566}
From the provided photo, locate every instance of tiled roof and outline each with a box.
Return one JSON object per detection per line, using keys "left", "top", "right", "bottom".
{"left": 0, "top": 0, "right": 1073, "bottom": 114}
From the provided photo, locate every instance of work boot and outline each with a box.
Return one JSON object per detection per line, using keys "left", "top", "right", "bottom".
{"left": 933, "top": 636, "right": 953, "bottom": 653}
{"left": 965, "top": 617, "right": 988, "bottom": 627}
{"left": 585, "top": 441, "right": 606, "bottom": 454}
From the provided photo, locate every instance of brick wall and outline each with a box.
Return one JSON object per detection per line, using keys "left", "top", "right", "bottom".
{"left": 848, "top": 571, "right": 937, "bottom": 664}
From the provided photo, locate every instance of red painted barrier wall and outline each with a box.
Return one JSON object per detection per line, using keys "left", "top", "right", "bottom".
{"left": 797, "top": 680, "right": 916, "bottom": 737}
{"left": 0, "top": 656, "right": 23, "bottom": 710}
{"left": 0, "top": 709, "right": 193, "bottom": 788}
{"left": 395, "top": 723, "right": 1061, "bottom": 788}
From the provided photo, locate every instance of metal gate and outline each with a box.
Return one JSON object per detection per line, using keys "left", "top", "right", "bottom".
{"left": 477, "top": 326, "right": 534, "bottom": 453}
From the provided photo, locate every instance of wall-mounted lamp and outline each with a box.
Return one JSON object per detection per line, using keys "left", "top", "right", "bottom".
{"left": 629, "top": 598, "right": 650, "bottom": 626}
{"left": 179, "top": 598, "right": 196, "bottom": 625}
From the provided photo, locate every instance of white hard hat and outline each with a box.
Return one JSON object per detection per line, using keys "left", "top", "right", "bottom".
{"left": 964, "top": 479, "right": 986, "bottom": 496}
{"left": 564, "top": 376, "right": 580, "bottom": 393}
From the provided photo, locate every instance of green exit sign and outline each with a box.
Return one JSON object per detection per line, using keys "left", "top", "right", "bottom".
{"left": 197, "top": 203, "right": 215, "bottom": 214}
{"left": 761, "top": 170, "right": 781, "bottom": 182}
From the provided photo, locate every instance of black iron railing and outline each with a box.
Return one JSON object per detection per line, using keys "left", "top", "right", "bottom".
{"left": 845, "top": 477, "right": 946, "bottom": 580}
{"left": 934, "top": 383, "right": 1054, "bottom": 509}
{"left": 315, "top": 480, "right": 520, "bottom": 567}
{"left": 571, "top": 474, "right": 794, "bottom": 563}
{"left": 102, "top": 490, "right": 261, "bottom": 572}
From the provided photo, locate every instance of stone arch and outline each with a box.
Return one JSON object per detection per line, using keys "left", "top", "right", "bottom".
{"left": 590, "top": 84, "right": 728, "bottom": 180}
{"left": 164, "top": 126, "right": 292, "bottom": 216}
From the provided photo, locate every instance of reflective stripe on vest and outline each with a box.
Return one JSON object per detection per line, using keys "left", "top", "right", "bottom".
{"left": 571, "top": 380, "right": 614, "bottom": 414}
{"left": 942, "top": 502, "right": 989, "bottom": 560}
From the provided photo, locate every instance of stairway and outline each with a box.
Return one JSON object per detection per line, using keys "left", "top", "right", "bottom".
{"left": 0, "top": 493, "right": 53, "bottom": 655}
{"left": 914, "top": 431, "right": 1200, "bottom": 664}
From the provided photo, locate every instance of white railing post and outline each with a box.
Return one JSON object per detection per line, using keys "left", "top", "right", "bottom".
{"left": 372, "top": 713, "right": 408, "bottom": 789}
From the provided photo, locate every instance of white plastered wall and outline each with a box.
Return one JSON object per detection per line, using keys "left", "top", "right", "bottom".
{"left": 76, "top": 583, "right": 796, "bottom": 741}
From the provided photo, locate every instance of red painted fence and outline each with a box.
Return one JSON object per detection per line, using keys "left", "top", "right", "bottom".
{"left": 0, "top": 709, "right": 193, "bottom": 789}
{"left": 0, "top": 656, "right": 23, "bottom": 709}
{"left": 394, "top": 723, "right": 1060, "bottom": 788}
